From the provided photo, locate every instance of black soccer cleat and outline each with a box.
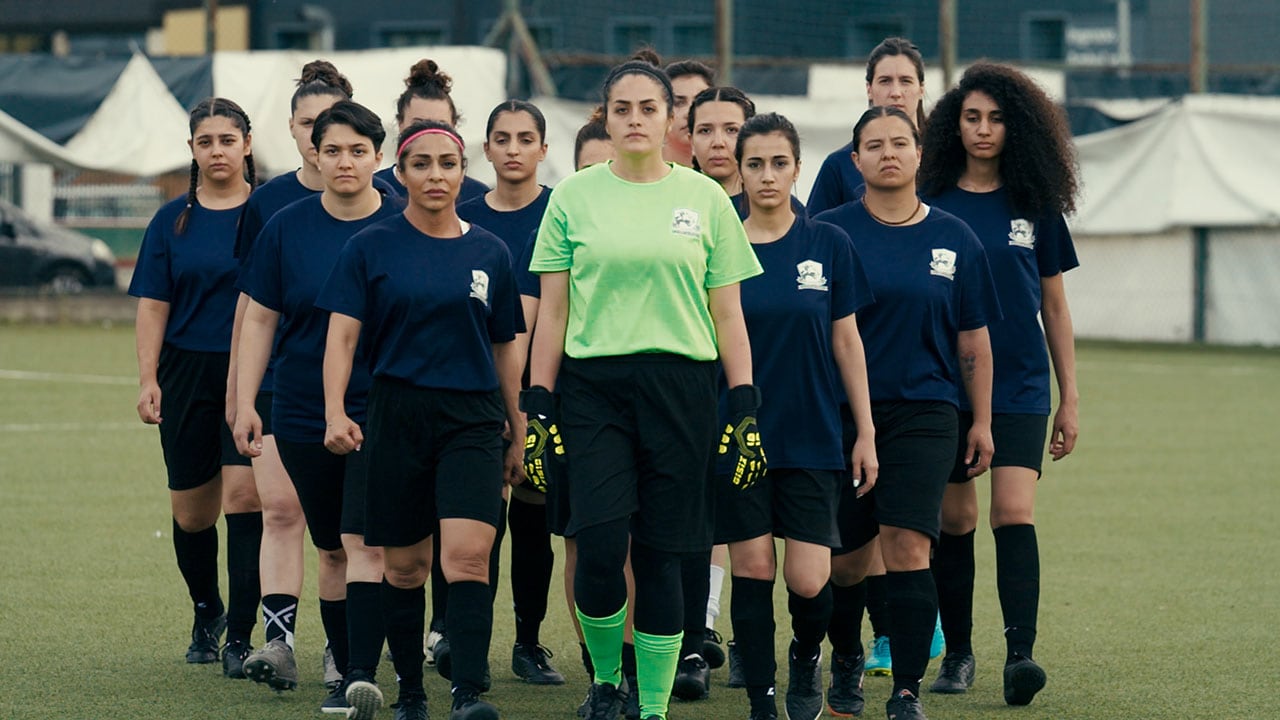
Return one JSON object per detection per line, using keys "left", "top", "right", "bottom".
{"left": 884, "top": 688, "right": 926, "bottom": 720}
{"left": 827, "top": 651, "right": 865, "bottom": 717}
{"left": 1003, "top": 655, "right": 1046, "bottom": 706}
{"left": 672, "top": 654, "right": 711, "bottom": 701}
{"left": 512, "top": 642, "right": 566, "bottom": 685}
{"left": 928, "top": 652, "right": 975, "bottom": 694}
{"left": 186, "top": 614, "right": 226, "bottom": 664}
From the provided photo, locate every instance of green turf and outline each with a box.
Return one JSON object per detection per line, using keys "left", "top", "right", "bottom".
{"left": 1, "top": 324, "right": 1276, "bottom": 719}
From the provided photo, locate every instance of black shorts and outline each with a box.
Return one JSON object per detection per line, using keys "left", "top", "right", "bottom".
{"left": 545, "top": 456, "right": 573, "bottom": 538}
{"left": 256, "top": 391, "right": 273, "bottom": 437}
{"left": 156, "top": 344, "right": 250, "bottom": 491}
{"left": 714, "top": 468, "right": 842, "bottom": 548}
{"left": 276, "top": 438, "right": 368, "bottom": 551}
{"left": 362, "top": 378, "right": 506, "bottom": 548}
{"left": 835, "top": 401, "right": 958, "bottom": 553}
{"left": 558, "top": 355, "right": 718, "bottom": 554}
{"left": 948, "top": 412, "right": 1048, "bottom": 482}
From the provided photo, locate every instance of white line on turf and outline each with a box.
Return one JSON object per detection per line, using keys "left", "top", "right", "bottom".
{"left": 0, "top": 421, "right": 146, "bottom": 432}
{"left": 0, "top": 368, "right": 135, "bottom": 385}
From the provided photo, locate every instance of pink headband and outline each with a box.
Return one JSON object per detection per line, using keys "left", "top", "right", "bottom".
{"left": 397, "top": 127, "right": 465, "bottom": 158}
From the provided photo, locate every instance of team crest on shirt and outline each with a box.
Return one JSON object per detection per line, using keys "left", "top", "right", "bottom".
{"left": 470, "top": 269, "right": 490, "bottom": 306}
{"left": 671, "top": 208, "right": 702, "bottom": 238}
{"left": 1008, "top": 219, "right": 1036, "bottom": 249}
{"left": 796, "top": 260, "right": 829, "bottom": 291}
{"left": 929, "top": 248, "right": 957, "bottom": 280}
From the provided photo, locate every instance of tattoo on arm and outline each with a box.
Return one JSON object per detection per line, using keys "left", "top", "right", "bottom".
{"left": 960, "top": 352, "right": 977, "bottom": 384}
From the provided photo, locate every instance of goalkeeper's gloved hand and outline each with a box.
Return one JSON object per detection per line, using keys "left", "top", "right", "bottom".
{"left": 718, "top": 384, "right": 767, "bottom": 490}
{"left": 520, "top": 386, "right": 563, "bottom": 493}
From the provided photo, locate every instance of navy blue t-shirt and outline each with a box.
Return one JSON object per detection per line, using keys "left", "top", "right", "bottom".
{"left": 926, "top": 187, "right": 1079, "bottom": 415}
{"left": 237, "top": 194, "right": 404, "bottom": 443}
{"left": 720, "top": 216, "right": 874, "bottom": 472}
{"left": 316, "top": 215, "right": 524, "bottom": 391}
{"left": 815, "top": 202, "right": 1002, "bottom": 407}
{"left": 235, "top": 171, "right": 312, "bottom": 262}
{"left": 514, "top": 231, "right": 540, "bottom": 298}
{"left": 729, "top": 191, "right": 806, "bottom": 221}
{"left": 375, "top": 167, "right": 489, "bottom": 206}
{"left": 457, "top": 186, "right": 551, "bottom": 258}
{"left": 806, "top": 142, "right": 865, "bottom": 216}
{"left": 129, "top": 196, "right": 243, "bottom": 352}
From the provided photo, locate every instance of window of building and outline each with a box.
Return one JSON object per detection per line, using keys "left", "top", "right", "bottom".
{"left": 669, "top": 16, "right": 714, "bottom": 56}
{"left": 608, "top": 17, "right": 659, "bottom": 55}
{"left": 1023, "top": 14, "right": 1067, "bottom": 62}
{"left": 846, "top": 16, "right": 909, "bottom": 57}
{"left": 373, "top": 21, "right": 449, "bottom": 48}
{"left": 272, "top": 23, "right": 314, "bottom": 50}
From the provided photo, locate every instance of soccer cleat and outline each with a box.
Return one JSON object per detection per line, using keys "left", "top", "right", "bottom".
{"left": 243, "top": 638, "right": 299, "bottom": 691}
{"left": 345, "top": 677, "right": 384, "bottom": 720}
{"left": 929, "top": 615, "right": 944, "bottom": 660}
{"left": 323, "top": 644, "right": 343, "bottom": 691}
{"left": 186, "top": 614, "right": 226, "bottom": 664}
{"left": 576, "top": 686, "right": 591, "bottom": 718}
{"left": 726, "top": 640, "right": 746, "bottom": 688}
{"left": 425, "top": 629, "right": 445, "bottom": 666}
{"left": 581, "top": 681, "right": 625, "bottom": 720}
{"left": 320, "top": 682, "right": 351, "bottom": 715}
{"left": 865, "top": 636, "right": 892, "bottom": 677}
{"left": 702, "top": 628, "right": 727, "bottom": 669}
{"left": 884, "top": 688, "right": 926, "bottom": 720}
{"left": 221, "top": 639, "right": 252, "bottom": 679}
{"left": 750, "top": 696, "right": 780, "bottom": 720}
{"left": 511, "top": 642, "right": 566, "bottom": 685}
{"left": 671, "top": 654, "right": 711, "bottom": 700}
{"left": 928, "top": 652, "right": 975, "bottom": 694}
{"left": 1003, "top": 655, "right": 1046, "bottom": 706}
{"left": 784, "top": 642, "right": 823, "bottom": 720}
{"left": 827, "top": 651, "right": 865, "bottom": 717}
{"left": 392, "top": 692, "right": 429, "bottom": 720}
{"left": 450, "top": 690, "right": 499, "bottom": 720}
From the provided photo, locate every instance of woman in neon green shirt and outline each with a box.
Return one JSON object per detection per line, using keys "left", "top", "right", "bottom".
{"left": 526, "top": 59, "right": 762, "bottom": 720}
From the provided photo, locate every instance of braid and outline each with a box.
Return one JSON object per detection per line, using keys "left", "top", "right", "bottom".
{"left": 174, "top": 159, "right": 199, "bottom": 235}
{"left": 244, "top": 154, "right": 257, "bottom": 189}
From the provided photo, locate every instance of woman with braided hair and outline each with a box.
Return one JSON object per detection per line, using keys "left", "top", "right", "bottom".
{"left": 129, "top": 97, "right": 261, "bottom": 671}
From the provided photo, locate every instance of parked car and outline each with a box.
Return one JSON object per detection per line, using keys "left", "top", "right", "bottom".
{"left": 0, "top": 198, "right": 117, "bottom": 293}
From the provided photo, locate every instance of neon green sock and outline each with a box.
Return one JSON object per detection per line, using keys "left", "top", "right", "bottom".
{"left": 576, "top": 604, "right": 627, "bottom": 687}
{"left": 633, "top": 629, "right": 683, "bottom": 720}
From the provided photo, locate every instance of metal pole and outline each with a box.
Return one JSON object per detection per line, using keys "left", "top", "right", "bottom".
{"left": 1116, "top": 0, "right": 1132, "bottom": 68}
{"left": 1190, "top": 0, "right": 1208, "bottom": 93}
{"left": 204, "top": 0, "right": 218, "bottom": 54}
{"left": 939, "top": 0, "right": 957, "bottom": 90}
{"left": 715, "top": 0, "right": 733, "bottom": 85}
{"left": 1192, "top": 227, "right": 1209, "bottom": 342}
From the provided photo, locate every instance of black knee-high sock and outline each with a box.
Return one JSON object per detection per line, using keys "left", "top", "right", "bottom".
{"left": 788, "top": 584, "right": 833, "bottom": 660}
{"left": 172, "top": 519, "right": 223, "bottom": 619}
{"left": 994, "top": 524, "right": 1040, "bottom": 661}
{"left": 680, "top": 550, "right": 711, "bottom": 656}
{"left": 490, "top": 498, "right": 508, "bottom": 600}
{"left": 382, "top": 580, "right": 426, "bottom": 694}
{"left": 826, "top": 581, "right": 865, "bottom": 657}
{"left": 509, "top": 497, "right": 553, "bottom": 645}
{"left": 224, "top": 512, "right": 262, "bottom": 643}
{"left": 621, "top": 641, "right": 636, "bottom": 680}
{"left": 932, "top": 530, "right": 975, "bottom": 656}
{"left": 580, "top": 642, "right": 595, "bottom": 680}
{"left": 866, "top": 574, "right": 890, "bottom": 639}
{"left": 430, "top": 528, "right": 447, "bottom": 634}
{"left": 346, "top": 582, "right": 384, "bottom": 678}
{"left": 447, "top": 581, "right": 494, "bottom": 695}
{"left": 886, "top": 570, "right": 937, "bottom": 697}
{"left": 320, "top": 598, "right": 349, "bottom": 675}
{"left": 731, "top": 576, "right": 776, "bottom": 701}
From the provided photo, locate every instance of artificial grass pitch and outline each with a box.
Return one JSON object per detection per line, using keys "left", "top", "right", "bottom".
{"left": 1, "top": 324, "right": 1276, "bottom": 719}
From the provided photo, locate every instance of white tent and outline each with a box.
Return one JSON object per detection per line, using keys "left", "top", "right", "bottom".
{"left": 1072, "top": 94, "right": 1280, "bottom": 235}
{"left": 1066, "top": 95, "right": 1280, "bottom": 345}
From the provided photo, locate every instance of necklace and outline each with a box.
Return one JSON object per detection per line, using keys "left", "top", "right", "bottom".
{"left": 862, "top": 195, "right": 921, "bottom": 226}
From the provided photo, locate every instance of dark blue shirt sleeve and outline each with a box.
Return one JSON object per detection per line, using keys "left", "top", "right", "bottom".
{"left": 234, "top": 200, "right": 264, "bottom": 263}
{"left": 129, "top": 215, "right": 173, "bottom": 301}
{"left": 315, "top": 239, "right": 368, "bottom": 323}
{"left": 828, "top": 225, "right": 873, "bottom": 321}
{"left": 806, "top": 154, "right": 845, "bottom": 216}
{"left": 957, "top": 229, "right": 1003, "bottom": 331}
{"left": 237, "top": 218, "right": 284, "bottom": 312}
{"left": 1037, "top": 214, "right": 1080, "bottom": 278}
{"left": 487, "top": 248, "right": 523, "bottom": 342}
